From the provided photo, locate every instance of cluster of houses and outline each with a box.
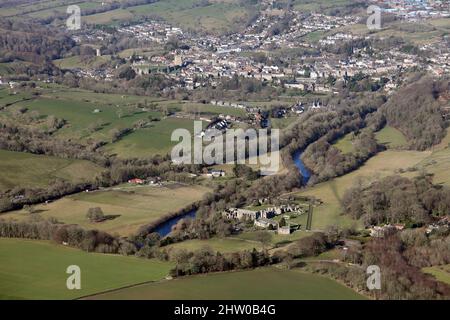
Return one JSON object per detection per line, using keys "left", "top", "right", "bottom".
{"left": 369, "top": 216, "right": 450, "bottom": 237}
{"left": 222, "top": 205, "right": 304, "bottom": 235}
{"left": 370, "top": 0, "right": 450, "bottom": 21}
{"left": 127, "top": 177, "right": 162, "bottom": 185}
{"left": 426, "top": 216, "right": 450, "bottom": 235}
{"left": 117, "top": 21, "right": 183, "bottom": 44}
{"left": 63, "top": 0, "right": 449, "bottom": 97}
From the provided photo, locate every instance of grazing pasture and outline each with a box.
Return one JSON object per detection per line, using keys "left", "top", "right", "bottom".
{"left": 163, "top": 237, "right": 263, "bottom": 253}
{"left": 333, "top": 133, "right": 355, "bottom": 154}
{"left": 0, "top": 238, "right": 173, "bottom": 300}
{"left": 0, "top": 150, "right": 103, "bottom": 192}
{"left": 1, "top": 184, "right": 210, "bottom": 236}
{"left": 375, "top": 126, "right": 408, "bottom": 149}
{"left": 86, "top": 267, "right": 366, "bottom": 300}
{"left": 104, "top": 117, "right": 205, "bottom": 158}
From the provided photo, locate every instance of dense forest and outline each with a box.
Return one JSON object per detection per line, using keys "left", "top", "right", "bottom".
{"left": 379, "top": 76, "right": 449, "bottom": 151}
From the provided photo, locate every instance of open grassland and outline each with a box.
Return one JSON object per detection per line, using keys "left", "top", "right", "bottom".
{"left": 0, "top": 0, "right": 84, "bottom": 17}
{"left": 177, "top": 102, "right": 247, "bottom": 117}
{"left": 53, "top": 55, "right": 112, "bottom": 70}
{"left": 293, "top": 0, "right": 359, "bottom": 13}
{"left": 0, "top": 238, "right": 173, "bottom": 300}
{"left": 375, "top": 126, "right": 408, "bottom": 149}
{"left": 104, "top": 117, "right": 204, "bottom": 158}
{"left": 297, "top": 150, "right": 430, "bottom": 230}
{"left": 1, "top": 184, "right": 210, "bottom": 236}
{"left": 82, "top": 0, "right": 245, "bottom": 32}
{"left": 8, "top": 88, "right": 213, "bottom": 158}
{"left": 86, "top": 267, "right": 366, "bottom": 300}
{"left": 163, "top": 237, "right": 263, "bottom": 253}
{"left": 414, "top": 129, "right": 450, "bottom": 187}
{"left": 333, "top": 133, "right": 355, "bottom": 154}
{"left": 0, "top": 150, "right": 103, "bottom": 192}
{"left": 12, "top": 96, "right": 162, "bottom": 141}
{"left": 0, "top": 88, "right": 33, "bottom": 106}
{"left": 232, "top": 230, "right": 312, "bottom": 247}
{"left": 27, "top": 1, "right": 104, "bottom": 19}
{"left": 422, "top": 264, "right": 450, "bottom": 286}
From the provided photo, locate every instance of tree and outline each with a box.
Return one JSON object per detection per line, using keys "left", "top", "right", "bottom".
{"left": 279, "top": 217, "right": 287, "bottom": 227}
{"left": 23, "top": 205, "right": 36, "bottom": 214}
{"left": 86, "top": 207, "right": 104, "bottom": 222}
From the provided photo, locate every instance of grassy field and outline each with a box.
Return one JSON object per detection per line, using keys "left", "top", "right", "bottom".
{"left": 7, "top": 88, "right": 213, "bottom": 158}
{"left": 0, "top": 88, "right": 33, "bottom": 106}
{"left": 375, "top": 126, "right": 408, "bottom": 149}
{"left": 0, "top": 150, "right": 103, "bottom": 192}
{"left": 177, "top": 102, "right": 247, "bottom": 118}
{"left": 232, "top": 230, "right": 312, "bottom": 247}
{"left": 11, "top": 96, "right": 161, "bottom": 141}
{"left": 1, "top": 184, "right": 210, "bottom": 236}
{"left": 86, "top": 267, "right": 365, "bottom": 300}
{"left": 414, "top": 129, "right": 450, "bottom": 187}
{"left": 104, "top": 117, "right": 205, "bottom": 158}
{"left": 53, "top": 55, "right": 112, "bottom": 70}
{"left": 423, "top": 264, "right": 450, "bottom": 286}
{"left": 333, "top": 133, "right": 355, "bottom": 154}
{"left": 293, "top": 0, "right": 357, "bottom": 12}
{"left": 82, "top": 0, "right": 245, "bottom": 32}
{"left": 0, "top": 238, "right": 173, "bottom": 300}
{"left": 296, "top": 150, "right": 430, "bottom": 230}
{"left": 163, "top": 237, "right": 263, "bottom": 253}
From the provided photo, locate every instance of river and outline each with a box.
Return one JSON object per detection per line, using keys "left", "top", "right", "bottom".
{"left": 154, "top": 209, "right": 197, "bottom": 237}
{"left": 293, "top": 150, "right": 311, "bottom": 184}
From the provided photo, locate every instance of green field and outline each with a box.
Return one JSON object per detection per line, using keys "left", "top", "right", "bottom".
{"left": 375, "top": 126, "right": 408, "bottom": 149}
{"left": 232, "top": 230, "right": 312, "bottom": 248}
{"left": 414, "top": 129, "right": 450, "bottom": 187}
{"left": 0, "top": 88, "right": 33, "bottom": 106}
{"left": 83, "top": 0, "right": 246, "bottom": 33}
{"left": 104, "top": 117, "right": 205, "bottom": 158}
{"left": 53, "top": 55, "right": 112, "bottom": 70}
{"left": 423, "top": 264, "right": 450, "bottom": 286}
{"left": 293, "top": 0, "right": 357, "bottom": 12}
{"left": 0, "top": 150, "right": 103, "bottom": 191}
{"left": 1, "top": 183, "right": 210, "bottom": 236}
{"left": 0, "top": 238, "right": 173, "bottom": 300}
{"left": 164, "top": 237, "right": 263, "bottom": 253}
{"left": 333, "top": 133, "right": 355, "bottom": 154}
{"left": 86, "top": 267, "right": 365, "bottom": 300}
{"left": 11, "top": 96, "right": 161, "bottom": 141}
{"left": 177, "top": 102, "right": 247, "bottom": 118}
{"left": 6, "top": 89, "right": 213, "bottom": 158}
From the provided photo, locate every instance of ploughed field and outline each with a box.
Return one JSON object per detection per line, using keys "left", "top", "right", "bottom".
{"left": 0, "top": 238, "right": 173, "bottom": 300}
{"left": 85, "top": 267, "right": 366, "bottom": 300}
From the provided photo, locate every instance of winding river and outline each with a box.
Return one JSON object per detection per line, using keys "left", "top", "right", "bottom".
{"left": 154, "top": 209, "right": 197, "bottom": 237}
{"left": 155, "top": 151, "right": 310, "bottom": 236}
{"left": 293, "top": 150, "right": 311, "bottom": 184}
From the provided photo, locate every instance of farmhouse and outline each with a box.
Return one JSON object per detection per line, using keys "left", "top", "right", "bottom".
{"left": 128, "top": 178, "right": 145, "bottom": 185}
